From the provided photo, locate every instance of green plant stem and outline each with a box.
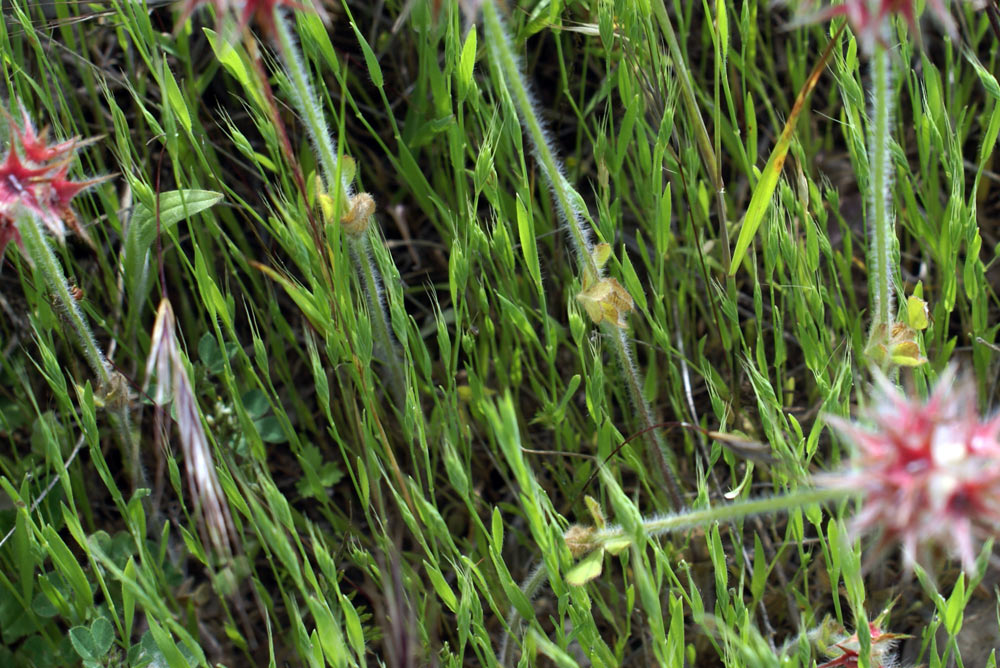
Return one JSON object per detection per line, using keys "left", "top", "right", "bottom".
{"left": 18, "top": 210, "right": 141, "bottom": 485}
{"left": 868, "top": 42, "right": 895, "bottom": 338}
{"left": 609, "top": 325, "right": 682, "bottom": 507}
{"left": 483, "top": 0, "right": 681, "bottom": 507}
{"left": 592, "top": 486, "right": 849, "bottom": 550}
{"left": 272, "top": 9, "right": 350, "bottom": 203}
{"left": 272, "top": 7, "right": 406, "bottom": 403}
{"left": 483, "top": 0, "right": 682, "bottom": 506}
{"left": 19, "top": 212, "right": 111, "bottom": 387}
{"left": 503, "top": 486, "right": 850, "bottom": 663}
{"left": 481, "top": 0, "right": 598, "bottom": 280}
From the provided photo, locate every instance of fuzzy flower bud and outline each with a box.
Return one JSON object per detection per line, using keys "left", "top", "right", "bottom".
{"left": 563, "top": 525, "right": 597, "bottom": 558}
{"left": 575, "top": 243, "right": 634, "bottom": 329}
{"left": 340, "top": 192, "right": 375, "bottom": 238}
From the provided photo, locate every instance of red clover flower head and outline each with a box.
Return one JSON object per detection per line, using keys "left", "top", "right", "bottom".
{"left": 0, "top": 103, "right": 104, "bottom": 256}
{"left": 824, "top": 367, "right": 1000, "bottom": 574}
{"left": 807, "top": 0, "right": 956, "bottom": 52}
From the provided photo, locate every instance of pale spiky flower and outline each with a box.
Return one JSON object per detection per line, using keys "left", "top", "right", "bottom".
{"left": 824, "top": 367, "right": 1000, "bottom": 573}
{"left": 814, "top": 616, "right": 906, "bottom": 668}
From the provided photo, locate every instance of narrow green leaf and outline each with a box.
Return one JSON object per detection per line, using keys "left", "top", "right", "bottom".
{"left": 350, "top": 21, "right": 383, "bottom": 88}
{"left": 146, "top": 618, "right": 191, "bottom": 668}
{"left": 42, "top": 525, "right": 93, "bottom": 613}
{"left": 458, "top": 26, "right": 477, "bottom": 102}
{"left": 731, "top": 25, "right": 842, "bottom": 272}
{"left": 424, "top": 560, "right": 458, "bottom": 612}
{"left": 123, "top": 557, "right": 136, "bottom": 642}
{"left": 124, "top": 189, "right": 222, "bottom": 318}
{"left": 515, "top": 195, "right": 542, "bottom": 290}
{"left": 161, "top": 66, "right": 191, "bottom": 133}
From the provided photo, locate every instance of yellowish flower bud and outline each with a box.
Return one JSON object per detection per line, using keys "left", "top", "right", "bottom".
{"left": 576, "top": 276, "right": 634, "bottom": 329}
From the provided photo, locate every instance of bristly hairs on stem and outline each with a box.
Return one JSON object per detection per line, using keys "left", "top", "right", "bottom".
{"left": 481, "top": 0, "right": 682, "bottom": 507}
{"left": 865, "top": 33, "right": 897, "bottom": 353}
{"left": 270, "top": 6, "right": 408, "bottom": 406}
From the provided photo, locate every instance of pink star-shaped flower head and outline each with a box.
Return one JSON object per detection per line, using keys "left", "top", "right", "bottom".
{"left": 174, "top": 0, "right": 309, "bottom": 39}
{"left": 5, "top": 101, "right": 78, "bottom": 164}
{"left": 0, "top": 102, "right": 107, "bottom": 253}
{"left": 822, "top": 366, "right": 1000, "bottom": 574}
{"left": 804, "top": 0, "right": 957, "bottom": 53}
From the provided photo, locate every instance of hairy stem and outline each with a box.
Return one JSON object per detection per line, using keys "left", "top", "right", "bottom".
{"left": 18, "top": 210, "right": 141, "bottom": 485}
{"left": 483, "top": 0, "right": 679, "bottom": 506}
{"left": 867, "top": 43, "right": 895, "bottom": 341}
{"left": 609, "top": 325, "right": 682, "bottom": 508}
{"left": 482, "top": 0, "right": 598, "bottom": 279}
{"left": 19, "top": 211, "right": 110, "bottom": 387}
{"left": 272, "top": 8, "right": 351, "bottom": 203}
{"left": 271, "top": 8, "right": 406, "bottom": 403}
{"left": 592, "top": 486, "right": 848, "bottom": 548}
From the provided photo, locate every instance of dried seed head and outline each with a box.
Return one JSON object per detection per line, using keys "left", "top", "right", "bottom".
{"left": 563, "top": 524, "right": 597, "bottom": 557}
{"left": 341, "top": 192, "right": 375, "bottom": 237}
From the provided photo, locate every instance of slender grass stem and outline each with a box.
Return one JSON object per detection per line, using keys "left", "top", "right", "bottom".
{"left": 653, "top": 0, "right": 730, "bottom": 272}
